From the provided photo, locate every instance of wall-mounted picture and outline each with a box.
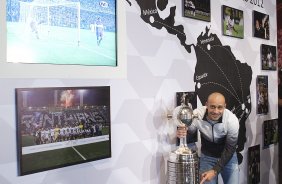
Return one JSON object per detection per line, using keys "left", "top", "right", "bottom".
{"left": 253, "top": 10, "right": 270, "bottom": 40}
{"left": 248, "top": 145, "right": 260, "bottom": 184}
{"left": 6, "top": 0, "right": 117, "bottom": 66}
{"left": 256, "top": 75, "right": 268, "bottom": 115}
{"left": 176, "top": 91, "right": 197, "bottom": 109}
{"left": 222, "top": 5, "right": 244, "bottom": 39}
{"left": 261, "top": 44, "right": 277, "bottom": 70}
{"left": 176, "top": 91, "right": 198, "bottom": 144}
{"left": 16, "top": 86, "right": 111, "bottom": 175}
{"left": 263, "top": 119, "right": 278, "bottom": 149}
{"left": 183, "top": 0, "right": 210, "bottom": 22}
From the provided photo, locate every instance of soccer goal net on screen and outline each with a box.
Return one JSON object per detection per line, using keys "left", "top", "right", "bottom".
{"left": 19, "top": 0, "right": 80, "bottom": 45}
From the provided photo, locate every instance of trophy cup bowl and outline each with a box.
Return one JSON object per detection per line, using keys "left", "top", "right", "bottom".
{"left": 167, "top": 104, "right": 199, "bottom": 184}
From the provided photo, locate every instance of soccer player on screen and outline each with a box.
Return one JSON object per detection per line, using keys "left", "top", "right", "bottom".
{"left": 95, "top": 17, "right": 104, "bottom": 46}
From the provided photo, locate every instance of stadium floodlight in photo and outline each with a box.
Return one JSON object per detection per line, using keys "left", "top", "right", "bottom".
{"left": 15, "top": 86, "right": 111, "bottom": 175}
{"left": 6, "top": 0, "right": 117, "bottom": 66}
{"left": 222, "top": 5, "right": 244, "bottom": 39}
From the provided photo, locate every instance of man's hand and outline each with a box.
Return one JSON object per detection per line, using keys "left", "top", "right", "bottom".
{"left": 176, "top": 124, "right": 187, "bottom": 138}
{"left": 200, "top": 169, "right": 217, "bottom": 184}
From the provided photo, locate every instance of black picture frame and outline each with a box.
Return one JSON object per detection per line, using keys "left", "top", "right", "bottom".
{"left": 253, "top": 10, "right": 270, "bottom": 40}
{"left": 263, "top": 119, "right": 278, "bottom": 149}
{"left": 256, "top": 75, "right": 268, "bottom": 115}
{"left": 6, "top": 0, "right": 117, "bottom": 66}
{"left": 248, "top": 145, "right": 260, "bottom": 184}
{"left": 182, "top": 0, "right": 211, "bottom": 22}
{"left": 222, "top": 5, "right": 244, "bottom": 39}
{"left": 16, "top": 86, "right": 111, "bottom": 175}
{"left": 261, "top": 44, "right": 277, "bottom": 70}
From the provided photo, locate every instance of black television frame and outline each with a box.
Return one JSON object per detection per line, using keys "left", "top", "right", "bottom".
{"left": 16, "top": 86, "right": 111, "bottom": 175}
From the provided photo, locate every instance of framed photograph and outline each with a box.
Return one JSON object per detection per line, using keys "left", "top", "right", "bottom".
{"left": 176, "top": 91, "right": 198, "bottom": 143}
{"left": 16, "top": 86, "right": 111, "bottom": 175}
{"left": 248, "top": 145, "right": 260, "bottom": 184}
{"left": 183, "top": 0, "right": 211, "bottom": 22}
{"left": 253, "top": 10, "right": 269, "bottom": 39}
{"left": 222, "top": 5, "right": 244, "bottom": 39}
{"left": 176, "top": 91, "right": 197, "bottom": 109}
{"left": 6, "top": 0, "right": 117, "bottom": 66}
{"left": 261, "top": 44, "right": 277, "bottom": 70}
{"left": 256, "top": 75, "right": 268, "bottom": 115}
{"left": 263, "top": 119, "right": 278, "bottom": 149}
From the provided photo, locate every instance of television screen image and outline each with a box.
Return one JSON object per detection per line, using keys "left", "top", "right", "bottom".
{"left": 183, "top": 0, "right": 210, "bottom": 22}
{"left": 253, "top": 10, "right": 269, "bottom": 40}
{"left": 222, "top": 5, "right": 244, "bottom": 39}
{"left": 15, "top": 86, "right": 111, "bottom": 175}
{"left": 261, "top": 44, "right": 277, "bottom": 70}
{"left": 6, "top": 0, "right": 117, "bottom": 66}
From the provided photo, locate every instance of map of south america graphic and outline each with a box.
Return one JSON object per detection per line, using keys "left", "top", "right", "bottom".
{"left": 127, "top": 0, "right": 253, "bottom": 164}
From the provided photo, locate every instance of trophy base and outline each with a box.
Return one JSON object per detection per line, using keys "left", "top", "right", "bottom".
{"left": 167, "top": 147, "right": 199, "bottom": 184}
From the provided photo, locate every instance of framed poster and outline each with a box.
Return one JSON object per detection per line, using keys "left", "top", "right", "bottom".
{"left": 263, "top": 119, "right": 278, "bottom": 149}
{"left": 176, "top": 91, "right": 198, "bottom": 144}
{"left": 183, "top": 0, "right": 211, "bottom": 22}
{"left": 253, "top": 10, "right": 269, "bottom": 39}
{"left": 248, "top": 145, "right": 260, "bottom": 184}
{"left": 261, "top": 44, "right": 277, "bottom": 70}
{"left": 256, "top": 75, "right": 268, "bottom": 115}
{"left": 16, "top": 86, "right": 111, "bottom": 175}
{"left": 222, "top": 5, "right": 244, "bottom": 39}
{"left": 6, "top": 0, "right": 117, "bottom": 66}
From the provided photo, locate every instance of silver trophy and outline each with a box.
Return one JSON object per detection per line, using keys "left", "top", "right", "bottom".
{"left": 167, "top": 102, "right": 199, "bottom": 184}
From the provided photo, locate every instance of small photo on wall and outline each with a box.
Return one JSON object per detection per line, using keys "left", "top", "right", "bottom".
{"left": 261, "top": 44, "right": 277, "bottom": 70}
{"left": 183, "top": 0, "right": 211, "bottom": 22}
{"left": 222, "top": 5, "right": 244, "bottom": 39}
{"left": 248, "top": 145, "right": 260, "bottom": 184}
{"left": 176, "top": 91, "right": 198, "bottom": 143}
{"left": 256, "top": 75, "right": 268, "bottom": 115}
{"left": 253, "top": 11, "right": 270, "bottom": 39}
{"left": 263, "top": 119, "right": 278, "bottom": 149}
{"left": 176, "top": 91, "right": 197, "bottom": 109}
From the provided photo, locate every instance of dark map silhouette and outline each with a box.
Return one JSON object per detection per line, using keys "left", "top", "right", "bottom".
{"left": 128, "top": 0, "right": 253, "bottom": 164}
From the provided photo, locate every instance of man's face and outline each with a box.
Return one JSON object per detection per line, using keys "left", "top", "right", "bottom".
{"left": 206, "top": 95, "right": 226, "bottom": 121}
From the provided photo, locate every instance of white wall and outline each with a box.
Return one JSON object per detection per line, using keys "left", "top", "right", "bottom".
{"left": 0, "top": 0, "right": 278, "bottom": 184}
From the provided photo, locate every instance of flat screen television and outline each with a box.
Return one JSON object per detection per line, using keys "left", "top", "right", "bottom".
{"left": 15, "top": 86, "right": 111, "bottom": 175}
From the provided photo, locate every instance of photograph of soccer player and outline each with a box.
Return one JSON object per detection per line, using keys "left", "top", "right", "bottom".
{"left": 256, "top": 75, "right": 269, "bottom": 115}
{"left": 222, "top": 5, "right": 244, "bottom": 39}
{"left": 253, "top": 10, "right": 270, "bottom": 40}
{"left": 183, "top": 0, "right": 210, "bottom": 22}
{"left": 263, "top": 119, "right": 278, "bottom": 149}
{"left": 261, "top": 44, "right": 277, "bottom": 71}
{"left": 248, "top": 145, "right": 260, "bottom": 184}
